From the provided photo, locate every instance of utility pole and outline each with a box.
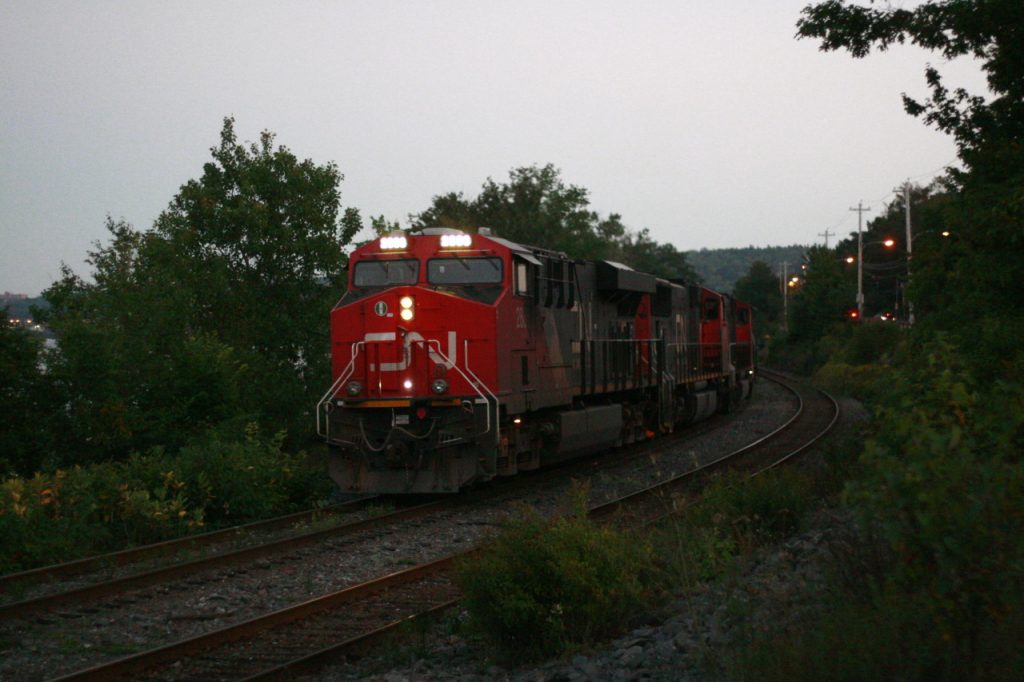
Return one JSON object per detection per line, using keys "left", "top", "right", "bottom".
{"left": 850, "top": 201, "right": 871, "bottom": 318}
{"left": 904, "top": 181, "right": 914, "bottom": 325}
{"left": 818, "top": 228, "right": 834, "bottom": 247}
{"left": 781, "top": 261, "right": 789, "bottom": 332}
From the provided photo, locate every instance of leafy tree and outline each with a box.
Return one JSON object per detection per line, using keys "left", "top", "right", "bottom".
{"left": 799, "top": 0, "right": 1024, "bottom": 382}
{"left": 412, "top": 164, "right": 699, "bottom": 279}
{"left": 733, "top": 260, "right": 783, "bottom": 326}
{"left": 793, "top": 6, "right": 1024, "bottom": 673}
{"left": 615, "top": 228, "right": 701, "bottom": 282}
{"left": 797, "top": 0, "right": 1024, "bottom": 181}
{"left": 788, "top": 246, "right": 857, "bottom": 342}
{"left": 414, "top": 164, "right": 607, "bottom": 258}
{"left": 42, "top": 118, "right": 356, "bottom": 464}
{"left": 0, "top": 314, "right": 61, "bottom": 475}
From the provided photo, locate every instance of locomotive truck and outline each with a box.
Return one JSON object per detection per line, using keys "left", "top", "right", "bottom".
{"left": 317, "top": 228, "right": 755, "bottom": 493}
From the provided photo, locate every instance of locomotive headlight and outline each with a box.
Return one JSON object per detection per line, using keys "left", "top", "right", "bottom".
{"left": 399, "top": 296, "right": 414, "bottom": 321}
{"left": 380, "top": 235, "right": 408, "bottom": 250}
{"left": 345, "top": 380, "right": 363, "bottom": 396}
{"left": 403, "top": 379, "right": 414, "bottom": 390}
{"left": 431, "top": 378, "right": 449, "bottom": 394}
{"left": 440, "top": 234, "right": 472, "bottom": 248}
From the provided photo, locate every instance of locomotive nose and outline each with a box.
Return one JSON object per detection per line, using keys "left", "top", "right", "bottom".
{"left": 360, "top": 289, "right": 439, "bottom": 398}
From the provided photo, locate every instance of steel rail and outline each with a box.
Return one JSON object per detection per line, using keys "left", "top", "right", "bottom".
{"left": 0, "top": 499, "right": 447, "bottom": 620}
{"left": 51, "top": 557, "right": 465, "bottom": 682}
{"left": 0, "top": 500, "right": 374, "bottom": 594}
{"left": 591, "top": 370, "right": 807, "bottom": 522}
{"left": 50, "top": 372, "right": 833, "bottom": 681}
{"left": 748, "top": 369, "right": 840, "bottom": 476}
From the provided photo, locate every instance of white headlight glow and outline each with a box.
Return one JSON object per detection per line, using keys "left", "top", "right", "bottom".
{"left": 380, "top": 236, "right": 408, "bottom": 250}
{"left": 440, "top": 234, "right": 472, "bottom": 248}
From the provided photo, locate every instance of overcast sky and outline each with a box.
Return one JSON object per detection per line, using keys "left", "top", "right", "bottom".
{"left": 1, "top": 1, "right": 987, "bottom": 296}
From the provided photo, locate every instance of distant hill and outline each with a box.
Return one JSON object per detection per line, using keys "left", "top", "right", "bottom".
{"left": 2, "top": 296, "right": 49, "bottom": 322}
{"left": 685, "top": 245, "right": 810, "bottom": 293}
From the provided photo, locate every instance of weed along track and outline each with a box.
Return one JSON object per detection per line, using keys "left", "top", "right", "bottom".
{"left": 2, "top": 374, "right": 815, "bottom": 675}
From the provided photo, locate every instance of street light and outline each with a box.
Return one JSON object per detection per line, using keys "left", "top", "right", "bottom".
{"left": 850, "top": 238, "right": 896, "bottom": 319}
{"left": 901, "top": 226, "right": 953, "bottom": 324}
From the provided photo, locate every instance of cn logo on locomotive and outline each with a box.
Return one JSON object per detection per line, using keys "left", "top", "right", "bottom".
{"left": 364, "top": 331, "right": 458, "bottom": 372}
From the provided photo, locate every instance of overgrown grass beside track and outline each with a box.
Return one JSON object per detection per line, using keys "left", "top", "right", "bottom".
{"left": 0, "top": 424, "right": 332, "bottom": 573}
{"left": 729, "top": 328, "right": 1024, "bottom": 681}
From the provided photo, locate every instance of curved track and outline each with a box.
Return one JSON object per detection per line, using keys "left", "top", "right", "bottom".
{"left": 51, "top": 372, "right": 838, "bottom": 681}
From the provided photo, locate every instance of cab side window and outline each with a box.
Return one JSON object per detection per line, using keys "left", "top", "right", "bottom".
{"left": 704, "top": 299, "right": 719, "bottom": 321}
{"left": 515, "top": 259, "right": 532, "bottom": 297}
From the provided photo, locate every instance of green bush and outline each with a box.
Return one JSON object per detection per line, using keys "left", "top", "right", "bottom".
{"left": 840, "top": 337, "right": 1024, "bottom": 675}
{"left": 457, "top": 490, "right": 657, "bottom": 661}
{"left": 700, "top": 471, "right": 814, "bottom": 544}
{"left": 0, "top": 424, "right": 332, "bottom": 573}
{"left": 833, "top": 321, "right": 901, "bottom": 366}
{"left": 658, "top": 470, "right": 816, "bottom": 588}
{"left": 812, "top": 361, "right": 887, "bottom": 401}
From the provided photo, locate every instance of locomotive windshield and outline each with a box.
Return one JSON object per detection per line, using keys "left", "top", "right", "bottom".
{"left": 353, "top": 259, "right": 419, "bottom": 287}
{"left": 427, "top": 257, "right": 503, "bottom": 285}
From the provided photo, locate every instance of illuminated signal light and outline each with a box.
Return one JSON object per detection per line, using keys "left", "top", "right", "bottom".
{"left": 848, "top": 310, "right": 859, "bottom": 319}
{"left": 399, "top": 295, "right": 414, "bottom": 321}
{"left": 440, "top": 234, "right": 472, "bottom": 248}
{"left": 380, "top": 235, "right": 408, "bottom": 250}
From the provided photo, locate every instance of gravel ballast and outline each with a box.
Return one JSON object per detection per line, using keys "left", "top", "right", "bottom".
{"left": 0, "top": 381, "right": 798, "bottom": 681}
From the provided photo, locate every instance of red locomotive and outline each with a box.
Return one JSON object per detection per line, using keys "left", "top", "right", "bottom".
{"left": 317, "top": 228, "right": 755, "bottom": 493}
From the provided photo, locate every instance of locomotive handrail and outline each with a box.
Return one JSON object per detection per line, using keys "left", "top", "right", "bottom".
{"left": 316, "top": 341, "right": 365, "bottom": 438}
{"left": 462, "top": 339, "right": 501, "bottom": 449}
{"left": 424, "top": 338, "right": 497, "bottom": 446}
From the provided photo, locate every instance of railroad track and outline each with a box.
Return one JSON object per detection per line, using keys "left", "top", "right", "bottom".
{"left": 0, "top": 390, "right": 754, "bottom": 622}
{"left": 0, "top": 499, "right": 379, "bottom": 595}
{"left": 49, "top": 372, "right": 836, "bottom": 681}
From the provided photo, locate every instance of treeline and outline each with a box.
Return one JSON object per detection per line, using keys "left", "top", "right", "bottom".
{"left": 685, "top": 244, "right": 808, "bottom": 293}
{"left": 1, "top": 296, "right": 48, "bottom": 322}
